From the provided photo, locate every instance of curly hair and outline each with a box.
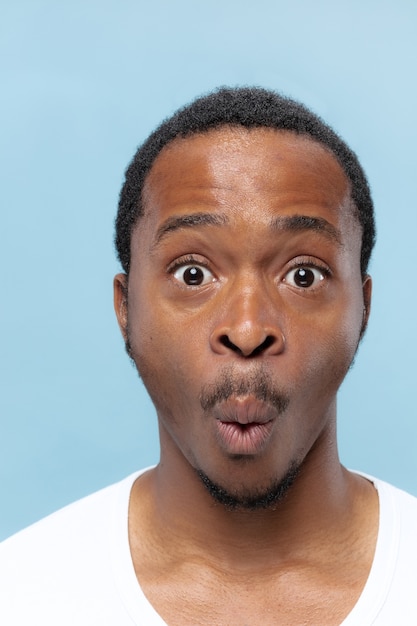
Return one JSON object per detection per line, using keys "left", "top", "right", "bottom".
{"left": 115, "top": 86, "right": 375, "bottom": 275}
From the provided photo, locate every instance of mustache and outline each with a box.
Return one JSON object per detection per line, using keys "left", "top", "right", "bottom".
{"left": 200, "top": 368, "right": 290, "bottom": 414}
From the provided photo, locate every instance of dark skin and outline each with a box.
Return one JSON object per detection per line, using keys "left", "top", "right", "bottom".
{"left": 114, "top": 127, "right": 378, "bottom": 625}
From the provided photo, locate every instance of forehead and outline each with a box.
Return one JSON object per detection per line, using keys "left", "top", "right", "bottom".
{"left": 143, "top": 126, "right": 351, "bottom": 209}
{"left": 139, "top": 127, "right": 357, "bottom": 250}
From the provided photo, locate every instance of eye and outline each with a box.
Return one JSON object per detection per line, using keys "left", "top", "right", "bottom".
{"left": 284, "top": 266, "right": 326, "bottom": 289}
{"left": 173, "top": 264, "right": 215, "bottom": 286}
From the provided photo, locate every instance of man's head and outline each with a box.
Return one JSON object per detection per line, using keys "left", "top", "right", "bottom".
{"left": 115, "top": 86, "right": 375, "bottom": 277}
{"left": 113, "top": 88, "right": 375, "bottom": 510}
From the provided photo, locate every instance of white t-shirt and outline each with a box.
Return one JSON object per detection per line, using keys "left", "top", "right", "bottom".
{"left": 0, "top": 469, "right": 416, "bottom": 625}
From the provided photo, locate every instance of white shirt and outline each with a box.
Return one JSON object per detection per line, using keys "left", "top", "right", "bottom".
{"left": 0, "top": 469, "right": 416, "bottom": 624}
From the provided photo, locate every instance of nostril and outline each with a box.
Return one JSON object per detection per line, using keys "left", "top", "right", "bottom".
{"left": 251, "top": 335, "right": 275, "bottom": 356}
{"left": 219, "top": 334, "right": 276, "bottom": 357}
{"left": 220, "top": 335, "right": 241, "bottom": 353}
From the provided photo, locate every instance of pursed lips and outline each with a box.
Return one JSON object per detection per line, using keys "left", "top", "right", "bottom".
{"left": 212, "top": 396, "right": 277, "bottom": 425}
{"left": 212, "top": 399, "right": 277, "bottom": 455}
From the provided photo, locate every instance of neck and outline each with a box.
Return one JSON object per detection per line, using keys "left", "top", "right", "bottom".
{"left": 129, "top": 426, "right": 375, "bottom": 572}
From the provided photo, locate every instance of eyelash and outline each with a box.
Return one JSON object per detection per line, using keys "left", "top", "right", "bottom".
{"left": 167, "top": 254, "right": 211, "bottom": 273}
{"left": 286, "top": 258, "right": 331, "bottom": 277}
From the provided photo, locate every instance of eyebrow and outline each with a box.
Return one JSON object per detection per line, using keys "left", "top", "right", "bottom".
{"left": 152, "top": 211, "right": 343, "bottom": 248}
{"left": 153, "top": 212, "right": 229, "bottom": 246}
{"left": 270, "top": 214, "right": 343, "bottom": 245}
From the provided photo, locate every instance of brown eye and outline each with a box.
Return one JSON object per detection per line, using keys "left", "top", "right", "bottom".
{"left": 173, "top": 264, "right": 214, "bottom": 286}
{"left": 284, "top": 266, "right": 325, "bottom": 289}
{"left": 294, "top": 268, "right": 314, "bottom": 287}
{"left": 183, "top": 266, "right": 204, "bottom": 285}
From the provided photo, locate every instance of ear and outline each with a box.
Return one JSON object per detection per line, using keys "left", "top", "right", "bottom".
{"left": 360, "top": 274, "right": 372, "bottom": 338}
{"left": 113, "top": 273, "right": 128, "bottom": 341}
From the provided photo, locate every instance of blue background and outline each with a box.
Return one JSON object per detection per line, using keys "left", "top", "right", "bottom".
{"left": 1, "top": 0, "right": 416, "bottom": 540}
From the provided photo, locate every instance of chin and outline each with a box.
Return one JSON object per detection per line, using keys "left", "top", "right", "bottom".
{"left": 196, "top": 461, "right": 300, "bottom": 511}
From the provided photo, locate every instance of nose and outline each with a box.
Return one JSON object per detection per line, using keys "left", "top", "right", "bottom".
{"left": 209, "top": 284, "right": 285, "bottom": 358}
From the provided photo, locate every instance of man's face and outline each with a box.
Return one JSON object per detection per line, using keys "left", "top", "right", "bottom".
{"left": 115, "top": 127, "right": 371, "bottom": 504}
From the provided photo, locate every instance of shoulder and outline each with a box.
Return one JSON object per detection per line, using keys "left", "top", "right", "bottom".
{"left": 359, "top": 473, "right": 417, "bottom": 545}
{"left": 366, "top": 476, "right": 417, "bottom": 611}
{"left": 1, "top": 472, "right": 135, "bottom": 556}
{"left": 0, "top": 471, "right": 143, "bottom": 625}
{"left": 372, "top": 477, "right": 417, "bottom": 621}
{"left": 351, "top": 472, "right": 417, "bottom": 582}
{"left": 373, "top": 477, "right": 417, "bottom": 561}
{"left": 370, "top": 475, "right": 417, "bottom": 521}
{"left": 342, "top": 473, "right": 417, "bottom": 624}
{"left": 354, "top": 471, "right": 417, "bottom": 513}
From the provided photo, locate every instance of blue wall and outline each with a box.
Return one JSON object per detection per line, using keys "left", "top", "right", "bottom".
{"left": 1, "top": 0, "right": 416, "bottom": 539}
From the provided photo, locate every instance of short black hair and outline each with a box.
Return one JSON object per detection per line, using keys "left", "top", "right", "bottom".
{"left": 115, "top": 86, "right": 375, "bottom": 275}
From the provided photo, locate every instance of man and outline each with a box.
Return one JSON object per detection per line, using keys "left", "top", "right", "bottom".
{"left": 1, "top": 87, "right": 416, "bottom": 625}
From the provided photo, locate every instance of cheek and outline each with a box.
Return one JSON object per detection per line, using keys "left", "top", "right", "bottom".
{"left": 294, "top": 301, "right": 364, "bottom": 391}
{"left": 129, "top": 279, "right": 211, "bottom": 362}
{"left": 127, "top": 302, "right": 207, "bottom": 414}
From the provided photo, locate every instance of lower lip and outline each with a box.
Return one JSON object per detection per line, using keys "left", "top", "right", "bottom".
{"left": 215, "top": 420, "right": 274, "bottom": 455}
